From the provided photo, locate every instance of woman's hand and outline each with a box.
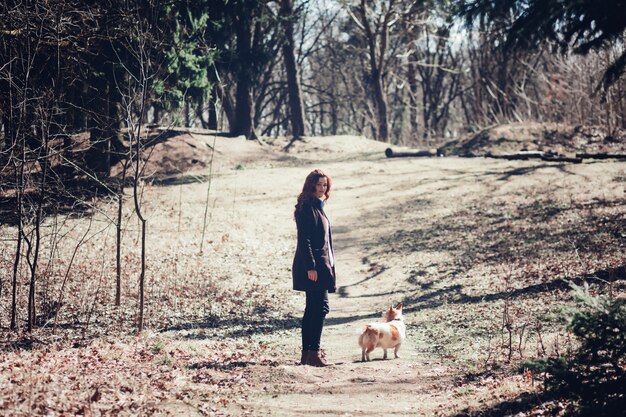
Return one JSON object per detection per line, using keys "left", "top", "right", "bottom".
{"left": 307, "top": 270, "right": 318, "bottom": 282}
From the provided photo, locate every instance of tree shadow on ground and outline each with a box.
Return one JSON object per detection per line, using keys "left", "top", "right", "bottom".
{"left": 0, "top": 176, "right": 115, "bottom": 226}
{"left": 361, "top": 182, "right": 625, "bottom": 282}
{"left": 455, "top": 264, "right": 625, "bottom": 304}
{"left": 188, "top": 359, "right": 279, "bottom": 371}
{"left": 342, "top": 290, "right": 404, "bottom": 299}
{"left": 165, "top": 268, "right": 625, "bottom": 340}
{"left": 452, "top": 391, "right": 556, "bottom": 417}
{"left": 165, "top": 308, "right": 386, "bottom": 340}
{"left": 401, "top": 265, "right": 626, "bottom": 313}
{"left": 453, "top": 388, "right": 625, "bottom": 417}
{"left": 165, "top": 316, "right": 302, "bottom": 339}
{"left": 493, "top": 162, "right": 574, "bottom": 181}
{"left": 337, "top": 264, "right": 389, "bottom": 297}
{"left": 435, "top": 161, "right": 575, "bottom": 184}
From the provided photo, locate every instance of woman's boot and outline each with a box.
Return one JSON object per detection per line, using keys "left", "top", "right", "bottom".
{"left": 308, "top": 350, "right": 332, "bottom": 367}
{"left": 299, "top": 350, "right": 310, "bottom": 365}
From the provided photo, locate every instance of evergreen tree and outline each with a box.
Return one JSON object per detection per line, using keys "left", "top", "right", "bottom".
{"left": 156, "top": 1, "right": 215, "bottom": 127}
{"left": 457, "top": 0, "right": 626, "bottom": 90}
{"left": 524, "top": 284, "right": 625, "bottom": 416}
{"left": 206, "top": 0, "right": 278, "bottom": 139}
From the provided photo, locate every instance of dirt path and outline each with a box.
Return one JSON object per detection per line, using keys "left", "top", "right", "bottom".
{"left": 197, "top": 158, "right": 459, "bottom": 417}
{"left": 220, "top": 158, "right": 501, "bottom": 417}
{"left": 0, "top": 134, "right": 623, "bottom": 416}
{"left": 179, "top": 136, "right": 623, "bottom": 416}
{"left": 243, "top": 231, "right": 439, "bottom": 417}
{"left": 148, "top": 136, "right": 623, "bottom": 416}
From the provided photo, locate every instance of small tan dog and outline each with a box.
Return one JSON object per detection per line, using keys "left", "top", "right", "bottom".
{"left": 358, "top": 304, "right": 406, "bottom": 361}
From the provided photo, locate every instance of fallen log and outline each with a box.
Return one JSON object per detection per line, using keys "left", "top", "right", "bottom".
{"left": 485, "top": 150, "right": 544, "bottom": 160}
{"left": 541, "top": 155, "right": 582, "bottom": 163}
{"left": 385, "top": 148, "right": 445, "bottom": 158}
{"left": 485, "top": 150, "right": 582, "bottom": 163}
{"left": 576, "top": 153, "right": 626, "bottom": 160}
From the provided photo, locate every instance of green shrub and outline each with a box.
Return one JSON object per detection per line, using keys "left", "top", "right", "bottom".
{"left": 524, "top": 283, "right": 625, "bottom": 416}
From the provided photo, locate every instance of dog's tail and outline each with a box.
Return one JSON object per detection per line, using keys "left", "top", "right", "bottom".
{"left": 361, "top": 325, "right": 380, "bottom": 347}
{"left": 359, "top": 324, "right": 379, "bottom": 347}
{"left": 363, "top": 324, "right": 379, "bottom": 336}
{"left": 358, "top": 323, "right": 380, "bottom": 336}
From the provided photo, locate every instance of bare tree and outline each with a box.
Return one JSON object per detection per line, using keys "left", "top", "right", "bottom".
{"left": 280, "top": 0, "right": 307, "bottom": 139}
{"left": 110, "top": 0, "right": 167, "bottom": 331}
{"left": 10, "top": 127, "right": 25, "bottom": 331}
{"left": 349, "top": 0, "right": 399, "bottom": 142}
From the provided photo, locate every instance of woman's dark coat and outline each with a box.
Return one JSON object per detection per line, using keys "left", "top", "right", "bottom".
{"left": 292, "top": 198, "right": 336, "bottom": 293}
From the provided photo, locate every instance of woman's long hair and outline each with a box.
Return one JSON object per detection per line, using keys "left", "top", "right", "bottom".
{"left": 294, "top": 169, "right": 332, "bottom": 217}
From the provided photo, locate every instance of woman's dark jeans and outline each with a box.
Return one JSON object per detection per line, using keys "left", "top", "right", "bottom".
{"left": 302, "top": 290, "right": 329, "bottom": 351}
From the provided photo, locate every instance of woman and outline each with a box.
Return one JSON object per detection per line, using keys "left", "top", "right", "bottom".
{"left": 292, "top": 169, "right": 336, "bottom": 367}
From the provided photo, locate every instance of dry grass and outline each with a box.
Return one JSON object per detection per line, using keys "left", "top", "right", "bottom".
{"left": 0, "top": 132, "right": 624, "bottom": 416}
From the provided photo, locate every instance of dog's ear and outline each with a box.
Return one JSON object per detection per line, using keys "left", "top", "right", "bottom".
{"left": 396, "top": 303, "right": 403, "bottom": 310}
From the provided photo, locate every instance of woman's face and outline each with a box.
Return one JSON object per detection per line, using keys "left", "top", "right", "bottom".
{"left": 314, "top": 176, "right": 328, "bottom": 199}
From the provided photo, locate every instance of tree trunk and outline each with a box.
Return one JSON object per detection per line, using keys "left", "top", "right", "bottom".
{"left": 10, "top": 139, "right": 25, "bottom": 331}
{"left": 355, "top": 0, "right": 391, "bottom": 142}
{"left": 153, "top": 102, "right": 161, "bottom": 125}
{"left": 2, "top": 91, "right": 17, "bottom": 153}
{"left": 280, "top": 0, "right": 307, "bottom": 139}
{"left": 196, "top": 95, "right": 209, "bottom": 129}
{"left": 2, "top": 111, "right": 13, "bottom": 151}
{"left": 27, "top": 124, "right": 50, "bottom": 332}
{"left": 217, "top": 84, "right": 235, "bottom": 131}
{"left": 133, "top": 115, "right": 147, "bottom": 333}
{"left": 407, "top": 60, "right": 419, "bottom": 140}
{"left": 115, "top": 159, "right": 130, "bottom": 307}
{"left": 137, "top": 219, "right": 146, "bottom": 331}
{"left": 184, "top": 100, "right": 191, "bottom": 127}
{"left": 73, "top": 80, "right": 89, "bottom": 130}
{"left": 232, "top": 17, "right": 256, "bottom": 139}
{"left": 86, "top": 81, "right": 119, "bottom": 179}
{"left": 234, "top": 84, "right": 255, "bottom": 139}
{"left": 208, "top": 87, "right": 218, "bottom": 130}
{"left": 331, "top": 100, "right": 338, "bottom": 135}
{"left": 372, "top": 67, "right": 389, "bottom": 141}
